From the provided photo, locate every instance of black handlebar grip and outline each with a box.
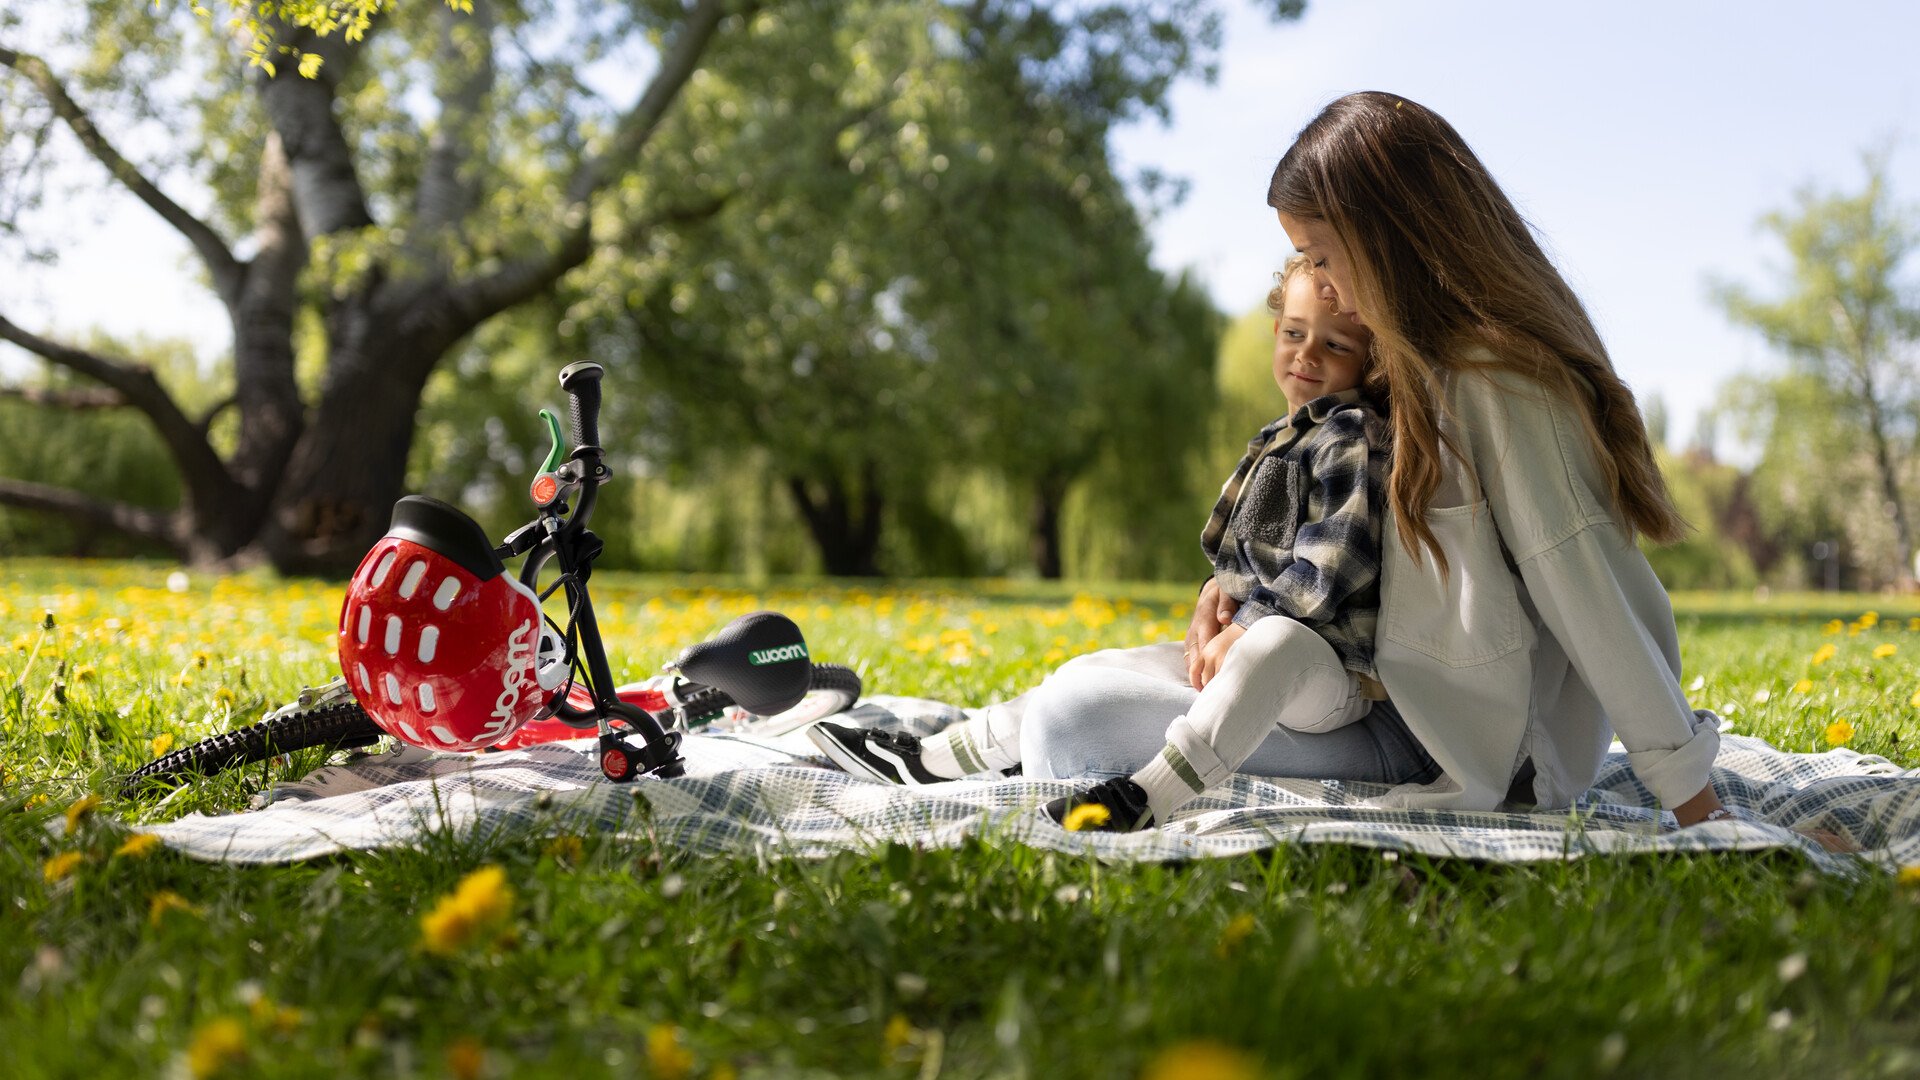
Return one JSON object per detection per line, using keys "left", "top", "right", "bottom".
{"left": 558, "top": 362, "right": 604, "bottom": 449}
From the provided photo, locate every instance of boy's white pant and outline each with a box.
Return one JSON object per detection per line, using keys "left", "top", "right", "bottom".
{"left": 1146, "top": 615, "right": 1372, "bottom": 800}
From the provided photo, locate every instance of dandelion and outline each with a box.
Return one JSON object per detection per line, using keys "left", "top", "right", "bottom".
{"left": 1859, "top": 611, "right": 1880, "bottom": 628}
{"left": 1061, "top": 803, "right": 1111, "bottom": 831}
{"left": 44, "top": 851, "right": 85, "bottom": 883}
{"left": 883, "top": 1014, "right": 919, "bottom": 1056}
{"left": 646, "top": 1023, "right": 694, "bottom": 1080}
{"left": 1911, "top": 689, "right": 1920, "bottom": 709}
{"left": 1214, "top": 913, "right": 1257, "bottom": 959}
{"left": 24, "top": 793, "right": 50, "bottom": 811}
{"left": 63, "top": 794, "right": 99, "bottom": 835}
{"left": 1822, "top": 619, "right": 1844, "bottom": 635}
{"left": 1825, "top": 719, "right": 1855, "bottom": 748}
{"left": 150, "top": 891, "right": 203, "bottom": 926}
{"left": 1791, "top": 679, "right": 1814, "bottom": 695}
{"left": 1909, "top": 618, "right": 1920, "bottom": 633}
{"left": 1873, "top": 644, "right": 1898, "bottom": 659}
{"left": 249, "top": 996, "right": 305, "bottom": 1034}
{"left": 419, "top": 865, "right": 515, "bottom": 955}
{"left": 185, "top": 1016, "right": 247, "bottom": 1078}
{"left": 72, "top": 664, "right": 96, "bottom": 682}
{"left": 446, "top": 1037, "right": 485, "bottom": 1080}
{"left": 1140, "top": 1040, "right": 1259, "bottom": 1080}
{"left": 116, "top": 833, "right": 163, "bottom": 858}
{"left": 542, "top": 835, "right": 584, "bottom": 863}
{"left": 152, "top": 733, "right": 176, "bottom": 758}
{"left": 1811, "top": 644, "right": 1837, "bottom": 666}
{"left": 1896, "top": 865, "right": 1920, "bottom": 887}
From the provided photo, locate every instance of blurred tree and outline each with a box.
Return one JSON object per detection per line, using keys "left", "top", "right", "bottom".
{"left": 577, "top": 0, "right": 1239, "bottom": 577}
{"left": 1712, "top": 156, "right": 1920, "bottom": 587}
{"left": 0, "top": 0, "right": 739, "bottom": 570}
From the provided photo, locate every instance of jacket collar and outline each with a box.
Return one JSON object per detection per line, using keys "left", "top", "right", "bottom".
{"left": 1290, "top": 387, "right": 1369, "bottom": 427}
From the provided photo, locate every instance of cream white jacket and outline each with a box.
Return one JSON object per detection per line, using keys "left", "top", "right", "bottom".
{"left": 1375, "top": 362, "right": 1720, "bottom": 811}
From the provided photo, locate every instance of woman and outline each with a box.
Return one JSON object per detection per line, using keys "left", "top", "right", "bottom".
{"left": 1028, "top": 91, "right": 1729, "bottom": 825}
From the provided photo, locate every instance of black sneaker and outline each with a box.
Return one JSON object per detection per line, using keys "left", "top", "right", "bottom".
{"left": 807, "top": 721, "right": 951, "bottom": 786}
{"left": 1043, "top": 778, "right": 1156, "bottom": 833}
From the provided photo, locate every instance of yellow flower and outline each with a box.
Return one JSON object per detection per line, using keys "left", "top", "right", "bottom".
{"left": 1825, "top": 719, "right": 1855, "bottom": 748}
{"left": 72, "top": 664, "right": 96, "bottom": 682}
{"left": 1214, "top": 913, "right": 1257, "bottom": 959}
{"left": 1811, "top": 644, "right": 1837, "bottom": 666}
{"left": 1911, "top": 689, "right": 1920, "bottom": 709}
{"left": 1791, "top": 679, "right": 1814, "bottom": 695}
{"left": 44, "top": 851, "right": 85, "bottom": 883}
{"left": 1062, "top": 803, "right": 1111, "bottom": 831}
{"left": 1897, "top": 865, "right": 1920, "bottom": 887}
{"left": 1822, "top": 619, "right": 1844, "bottom": 635}
{"left": 150, "top": 890, "right": 203, "bottom": 926}
{"left": 24, "top": 793, "right": 50, "bottom": 811}
{"left": 542, "top": 835, "right": 584, "bottom": 863}
{"left": 1859, "top": 611, "right": 1880, "bottom": 628}
{"left": 64, "top": 794, "right": 100, "bottom": 835}
{"left": 419, "top": 865, "right": 515, "bottom": 955}
{"left": 1873, "top": 644, "right": 1897, "bottom": 659}
{"left": 116, "top": 833, "right": 163, "bottom": 858}
{"left": 1908, "top": 618, "right": 1920, "bottom": 633}
{"left": 248, "top": 996, "right": 305, "bottom": 1034}
{"left": 446, "top": 1037, "right": 485, "bottom": 1080}
{"left": 882, "top": 1013, "right": 919, "bottom": 1055}
{"left": 1139, "top": 1040, "right": 1259, "bottom": 1080}
{"left": 646, "top": 1023, "right": 694, "bottom": 1080}
{"left": 185, "top": 1016, "right": 248, "bottom": 1078}
{"left": 152, "top": 733, "right": 177, "bottom": 758}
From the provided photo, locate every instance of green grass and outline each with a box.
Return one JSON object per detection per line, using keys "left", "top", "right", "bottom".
{"left": 6, "top": 560, "right": 1920, "bottom": 1078}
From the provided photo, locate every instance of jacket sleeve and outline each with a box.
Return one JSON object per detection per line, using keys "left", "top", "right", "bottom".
{"left": 1463, "top": 373, "right": 1718, "bottom": 809}
{"left": 1234, "top": 411, "right": 1383, "bottom": 629}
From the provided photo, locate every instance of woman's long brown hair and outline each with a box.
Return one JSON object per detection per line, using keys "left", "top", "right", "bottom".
{"left": 1268, "top": 92, "right": 1686, "bottom": 569}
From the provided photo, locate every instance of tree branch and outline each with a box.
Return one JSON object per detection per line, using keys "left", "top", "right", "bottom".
{"left": 0, "top": 314, "right": 237, "bottom": 505}
{"left": 413, "top": 0, "right": 497, "bottom": 243}
{"left": 0, "top": 43, "right": 245, "bottom": 309}
{"left": 0, "top": 476, "right": 185, "bottom": 554}
{"left": 255, "top": 28, "right": 375, "bottom": 239}
{"left": 0, "top": 384, "right": 127, "bottom": 410}
{"left": 441, "top": 0, "right": 738, "bottom": 328}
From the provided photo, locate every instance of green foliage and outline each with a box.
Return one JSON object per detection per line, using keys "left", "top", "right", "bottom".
{"left": 1711, "top": 155, "right": 1920, "bottom": 587}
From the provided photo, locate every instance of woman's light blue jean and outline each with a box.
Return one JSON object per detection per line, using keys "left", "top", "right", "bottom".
{"left": 1000, "top": 642, "right": 1441, "bottom": 786}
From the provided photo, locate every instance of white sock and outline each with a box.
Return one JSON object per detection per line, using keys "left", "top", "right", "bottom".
{"left": 1129, "top": 744, "right": 1209, "bottom": 824}
{"left": 919, "top": 708, "right": 1022, "bottom": 778}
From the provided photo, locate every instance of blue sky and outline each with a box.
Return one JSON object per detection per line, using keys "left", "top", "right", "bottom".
{"left": 6, "top": 1, "right": 1919, "bottom": 458}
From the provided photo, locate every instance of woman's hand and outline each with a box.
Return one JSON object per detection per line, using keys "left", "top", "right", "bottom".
{"left": 1194, "top": 622, "right": 1247, "bottom": 690}
{"left": 1186, "top": 579, "right": 1240, "bottom": 689}
{"left": 1673, "top": 782, "right": 1858, "bottom": 853}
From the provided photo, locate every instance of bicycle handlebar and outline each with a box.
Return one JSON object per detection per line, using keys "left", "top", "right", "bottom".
{"left": 558, "top": 361, "right": 604, "bottom": 450}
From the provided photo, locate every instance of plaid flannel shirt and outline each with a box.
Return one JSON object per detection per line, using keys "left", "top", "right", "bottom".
{"left": 1201, "top": 387, "right": 1390, "bottom": 679}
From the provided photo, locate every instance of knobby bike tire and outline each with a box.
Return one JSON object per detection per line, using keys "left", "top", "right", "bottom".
{"left": 121, "top": 700, "right": 383, "bottom": 796}
{"left": 121, "top": 664, "right": 864, "bottom": 795}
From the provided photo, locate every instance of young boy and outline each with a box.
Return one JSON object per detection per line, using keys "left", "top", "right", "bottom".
{"left": 809, "top": 256, "right": 1389, "bottom": 831}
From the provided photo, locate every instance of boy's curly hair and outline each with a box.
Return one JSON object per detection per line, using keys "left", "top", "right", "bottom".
{"left": 1264, "top": 253, "right": 1316, "bottom": 316}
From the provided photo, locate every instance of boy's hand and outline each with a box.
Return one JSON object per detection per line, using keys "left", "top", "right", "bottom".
{"left": 1194, "top": 622, "right": 1247, "bottom": 690}
{"left": 1186, "top": 579, "right": 1241, "bottom": 689}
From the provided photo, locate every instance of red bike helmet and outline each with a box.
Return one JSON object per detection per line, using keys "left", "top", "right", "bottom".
{"left": 338, "top": 496, "right": 568, "bottom": 752}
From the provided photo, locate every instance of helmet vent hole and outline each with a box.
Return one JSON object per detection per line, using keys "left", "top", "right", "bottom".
{"left": 417, "top": 625, "right": 440, "bottom": 664}
{"left": 433, "top": 577, "right": 461, "bottom": 611}
{"left": 383, "top": 615, "right": 403, "bottom": 656}
{"left": 371, "top": 549, "right": 398, "bottom": 588}
{"left": 398, "top": 560, "right": 427, "bottom": 599}
{"left": 384, "top": 672, "right": 403, "bottom": 705}
{"left": 356, "top": 663, "right": 372, "bottom": 694}
{"left": 430, "top": 724, "right": 458, "bottom": 745}
{"left": 398, "top": 720, "right": 423, "bottom": 744}
{"left": 417, "top": 683, "right": 437, "bottom": 713}
{"left": 356, "top": 606, "right": 371, "bottom": 645}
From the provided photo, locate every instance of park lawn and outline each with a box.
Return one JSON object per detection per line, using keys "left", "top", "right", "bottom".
{"left": 4, "top": 559, "right": 1920, "bottom": 1079}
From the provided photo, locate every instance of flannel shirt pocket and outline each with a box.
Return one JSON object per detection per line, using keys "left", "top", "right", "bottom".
{"left": 1229, "top": 455, "right": 1301, "bottom": 552}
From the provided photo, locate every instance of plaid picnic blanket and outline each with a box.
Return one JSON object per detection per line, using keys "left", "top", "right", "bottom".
{"left": 141, "top": 696, "right": 1920, "bottom": 874}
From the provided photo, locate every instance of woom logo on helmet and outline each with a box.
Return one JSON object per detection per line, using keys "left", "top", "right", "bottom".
{"left": 488, "top": 620, "right": 538, "bottom": 736}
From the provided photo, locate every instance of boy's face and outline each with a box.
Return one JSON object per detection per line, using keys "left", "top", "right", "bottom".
{"left": 1274, "top": 273, "right": 1370, "bottom": 412}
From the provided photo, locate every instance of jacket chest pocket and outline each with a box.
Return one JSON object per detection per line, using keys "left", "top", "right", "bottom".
{"left": 1228, "top": 455, "right": 1301, "bottom": 552}
{"left": 1380, "top": 502, "right": 1530, "bottom": 667}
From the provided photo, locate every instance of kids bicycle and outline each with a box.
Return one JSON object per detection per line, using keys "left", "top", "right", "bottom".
{"left": 124, "top": 362, "right": 862, "bottom": 795}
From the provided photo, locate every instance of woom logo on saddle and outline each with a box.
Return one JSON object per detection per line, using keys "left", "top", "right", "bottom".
{"left": 749, "top": 643, "right": 809, "bottom": 665}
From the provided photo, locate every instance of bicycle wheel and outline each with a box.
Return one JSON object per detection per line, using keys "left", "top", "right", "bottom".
{"left": 121, "top": 700, "right": 384, "bottom": 796}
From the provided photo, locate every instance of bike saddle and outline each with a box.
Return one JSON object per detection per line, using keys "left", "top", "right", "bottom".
{"left": 674, "top": 611, "right": 813, "bottom": 716}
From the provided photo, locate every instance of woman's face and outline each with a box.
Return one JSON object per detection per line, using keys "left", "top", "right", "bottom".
{"left": 1276, "top": 211, "right": 1362, "bottom": 325}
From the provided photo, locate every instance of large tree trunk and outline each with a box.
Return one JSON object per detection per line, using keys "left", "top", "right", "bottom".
{"left": 1029, "top": 473, "right": 1070, "bottom": 580}
{"left": 787, "top": 463, "right": 885, "bottom": 576}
